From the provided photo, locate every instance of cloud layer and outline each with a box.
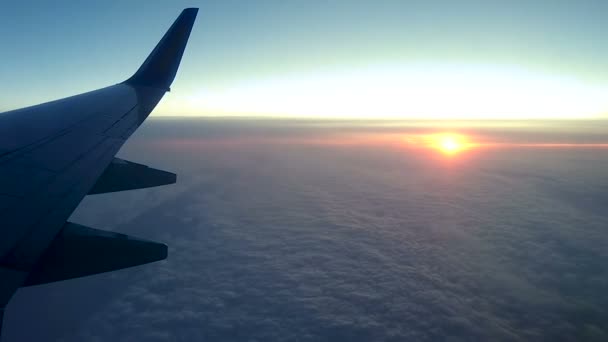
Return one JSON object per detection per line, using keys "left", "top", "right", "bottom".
{"left": 6, "top": 119, "right": 608, "bottom": 341}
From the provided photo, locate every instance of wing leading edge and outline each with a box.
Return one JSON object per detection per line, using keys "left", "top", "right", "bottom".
{"left": 0, "top": 8, "right": 198, "bottom": 337}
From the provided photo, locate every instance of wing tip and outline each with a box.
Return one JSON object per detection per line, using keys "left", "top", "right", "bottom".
{"left": 124, "top": 8, "right": 199, "bottom": 90}
{"left": 180, "top": 8, "right": 199, "bottom": 21}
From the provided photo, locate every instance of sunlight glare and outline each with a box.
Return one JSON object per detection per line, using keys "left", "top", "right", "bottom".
{"left": 161, "top": 63, "right": 608, "bottom": 119}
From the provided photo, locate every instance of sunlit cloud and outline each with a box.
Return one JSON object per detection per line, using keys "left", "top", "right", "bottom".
{"left": 158, "top": 63, "right": 608, "bottom": 119}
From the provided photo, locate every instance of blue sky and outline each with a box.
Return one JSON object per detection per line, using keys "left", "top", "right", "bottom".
{"left": 3, "top": 0, "right": 608, "bottom": 118}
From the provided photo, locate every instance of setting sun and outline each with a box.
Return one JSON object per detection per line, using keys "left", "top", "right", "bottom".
{"left": 427, "top": 133, "right": 472, "bottom": 155}
{"left": 401, "top": 132, "right": 474, "bottom": 155}
{"left": 439, "top": 135, "right": 463, "bottom": 154}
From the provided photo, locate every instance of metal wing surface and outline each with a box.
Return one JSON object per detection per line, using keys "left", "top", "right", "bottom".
{"left": 0, "top": 8, "right": 198, "bottom": 336}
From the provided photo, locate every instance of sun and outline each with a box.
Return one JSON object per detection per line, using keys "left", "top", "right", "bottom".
{"left": 440, "top": 136, "right": 461, "bottom": 154}
{"left": 401, "top": 132, "right": 474, "bottom": 155}
{"left": 431, "top": 134, "right": 469, "bottom": 155}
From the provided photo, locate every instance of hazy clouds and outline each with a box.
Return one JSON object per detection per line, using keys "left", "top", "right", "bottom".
{"left": 6, "top": 119, "right": 608, "bottom": 341}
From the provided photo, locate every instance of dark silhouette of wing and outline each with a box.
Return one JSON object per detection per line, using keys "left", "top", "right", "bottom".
{"left": 0, "top": 8, "right": 198, "bottom": 337}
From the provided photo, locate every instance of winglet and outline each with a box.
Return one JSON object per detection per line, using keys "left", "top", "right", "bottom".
{"left": 124, "top": 8, "right": 198, "bottom": 91}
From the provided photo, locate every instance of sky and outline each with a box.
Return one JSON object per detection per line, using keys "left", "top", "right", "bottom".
{"left": 3, "top": 0, "right": 608, "bottom": 119}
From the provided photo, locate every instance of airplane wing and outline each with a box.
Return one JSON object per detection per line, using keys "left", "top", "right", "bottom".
{"left": 0, "top": 8, "right": 198, "bottom": 336}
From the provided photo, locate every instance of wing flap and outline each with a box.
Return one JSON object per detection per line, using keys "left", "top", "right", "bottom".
{"left": 22, "top": 222, "right": 167, "bottom": 287}
{"left": 88, "top": 158, "right": 176, "bottom": 195}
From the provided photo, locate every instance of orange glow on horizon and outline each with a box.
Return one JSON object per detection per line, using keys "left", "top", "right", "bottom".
{"left": 402, "top": 133, "right": 475, "bottom": 155}
{"left": 399, "top": 132, "right": 608, "bottom": 155}
{"left": 146, "top": 132, "right": 608, "bottom": 153}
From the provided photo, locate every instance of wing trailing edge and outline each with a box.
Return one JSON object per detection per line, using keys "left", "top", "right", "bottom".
{"left": 22, "top": 222, "right": 167, "bottom": 287}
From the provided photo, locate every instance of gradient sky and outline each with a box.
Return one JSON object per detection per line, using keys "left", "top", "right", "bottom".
{"left": 3, "top": 0, "right": 608, "bottom": 118}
